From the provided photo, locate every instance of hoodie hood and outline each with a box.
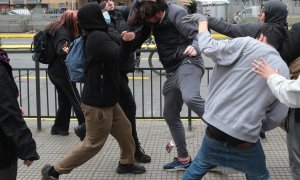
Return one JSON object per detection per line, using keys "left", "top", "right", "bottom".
{"left": 263, "top": 0, "right": 288, "bottom": 27}
{"left": 77, "top": 2, "right": 108, "bottom": 32}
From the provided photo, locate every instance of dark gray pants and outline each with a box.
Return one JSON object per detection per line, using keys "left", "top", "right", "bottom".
{"left": 163, "top": 60, "right": 205, "bottom": 158}
{"left": 0, "top": 161, "right": 17, "bottom": 180}
{"left": 287, "top": 109, "right": 300, "bottom": 180}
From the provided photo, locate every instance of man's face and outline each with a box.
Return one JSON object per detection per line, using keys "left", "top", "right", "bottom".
{"left": 103, "top": 0, "right": 114, "bottom": 11}
{"left": 258, "top": 7, "right": 265, "bottom": 23}
{"left": 146, "top": 11, "right": 163, "bottom": 25}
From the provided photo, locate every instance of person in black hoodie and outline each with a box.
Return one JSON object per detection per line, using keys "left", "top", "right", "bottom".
{"left": 75, "top": 0, "right": 151, "bottom": 164}
{"left": 41, "top": 3, "right": 146, "bottom": 179}
{"left": 45, "top": 10, "right": 85, "bottom": 136}
{"left": 0, "top": 48, "right": 39, "bottom": 180}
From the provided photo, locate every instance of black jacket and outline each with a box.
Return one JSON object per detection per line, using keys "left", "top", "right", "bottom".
{"left": 78, "top": 3, "right": 132, "bottom": 107}
{"left": 0, "top": 61, "right": 39, "bottom": 169}
{"left": 109, "top": 10, "right": 135, "bottom": 73}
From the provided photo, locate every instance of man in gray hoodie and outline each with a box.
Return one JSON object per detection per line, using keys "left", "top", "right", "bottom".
{"left": 181, "top": 14, "right": 289, "bottom": 179}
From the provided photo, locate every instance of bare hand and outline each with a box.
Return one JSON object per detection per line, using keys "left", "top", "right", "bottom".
{"left": 121, "top": 31, "right": 135, "bottom": 42}
{"left": 252, "top": 58, "right": 279, "bottom": 80}
{"left": 23, "top": 160, "right": 33, "bottom": 167}
{"left": 62, "top": 41, "right": 69, "bottom": 54}
{"left": 183, "top": 45, "right": 197, "bottom": 57}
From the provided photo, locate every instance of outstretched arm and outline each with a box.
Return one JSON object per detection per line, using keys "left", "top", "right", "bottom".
{"left": 252, "top": 59, "right": 300, "bottom": 108}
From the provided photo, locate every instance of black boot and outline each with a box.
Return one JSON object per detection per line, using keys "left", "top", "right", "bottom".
{"left": 135, "top": 145, "right": 151, "bottom": 163}
{"left": 74, "top": 123, "right": 86, "bottom": 141}
{"left": 116, "top": 162, "right": 146, "bottom": 174}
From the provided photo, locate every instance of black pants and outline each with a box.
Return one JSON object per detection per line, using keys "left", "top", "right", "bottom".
{"left": 118, "top": 73, "right": 139, "bottom": 147}
{"left": 0, "top": 161, "right": 17, "bottom": 180}
{"left": 48, "top": 59, "right": 85, "bottom": 132}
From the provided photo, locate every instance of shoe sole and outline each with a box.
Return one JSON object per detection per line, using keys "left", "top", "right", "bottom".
{"left": 116, "top": 170, "right": 146, "bottom": 174}
{"left": 163, "top": 167, "right": 188, "bottom": 171}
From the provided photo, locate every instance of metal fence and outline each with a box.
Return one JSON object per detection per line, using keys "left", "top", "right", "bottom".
{"left": 12, "top": 56, "right": 213, "bottom": 130}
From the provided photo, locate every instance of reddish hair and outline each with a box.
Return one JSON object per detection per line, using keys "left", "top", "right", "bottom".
{"left": 45, "top": 10, "right": 80, "bottom": 40}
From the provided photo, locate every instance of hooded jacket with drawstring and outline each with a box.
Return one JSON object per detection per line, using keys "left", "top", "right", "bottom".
{"left": 77, "top": 3, "right": 133, "bottom": 107}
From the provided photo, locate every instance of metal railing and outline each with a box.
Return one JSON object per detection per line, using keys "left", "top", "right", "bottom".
{"left": 12, "top": 51, "right": 213, "bottom": 131}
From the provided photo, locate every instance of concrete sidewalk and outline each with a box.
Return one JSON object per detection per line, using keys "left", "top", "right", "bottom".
{"left": 18, "top": 120, "right": 292, "bottom": 180}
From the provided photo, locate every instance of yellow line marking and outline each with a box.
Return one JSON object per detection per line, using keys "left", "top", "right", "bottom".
{"left": 19, "top": 76, "right": 149, "bottom": 80}
{"left": 0, "top": 44, "right": 31, "bottom": 49}
{"left": 24, "top": 117, "right": 202, "bottom": 121}
{"left": 0, "top": 33, "right": 35, "bottom": 38}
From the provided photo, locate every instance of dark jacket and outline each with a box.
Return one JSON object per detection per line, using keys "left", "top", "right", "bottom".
{"left": 78, "top": 3, "right": 132, "bottom": 107}
{"left": 207, "top": 0, "right": 288, "bottom": 38}
{"left": 136, "top": 3, "right": 204, "bottom": 73}
{"left": 0, "top": 61, "right": 39, "bottom": 169}
{"left": 109, "top": 10, "right": 135, "bottom": 73}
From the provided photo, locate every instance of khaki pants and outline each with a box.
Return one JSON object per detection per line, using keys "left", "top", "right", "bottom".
{"left": 54, "top": 103, "right": 135, "bottom": 174}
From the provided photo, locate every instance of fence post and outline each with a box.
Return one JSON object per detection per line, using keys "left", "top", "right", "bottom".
{"left": 188, "top": 108, "right": 192, "bottom": 131}
{"left": 35, "top": 61, "right": 42, "bottom": 130}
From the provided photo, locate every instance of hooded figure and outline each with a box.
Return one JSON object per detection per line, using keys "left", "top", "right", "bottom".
{"left": 263, "top": 0, "right": 288, "bottom": 28}
{"left": 41, "top": 3, "right": 146, "bottom": 180}
{"left": 207, "top": 0, "right": 288, "bottom": 38}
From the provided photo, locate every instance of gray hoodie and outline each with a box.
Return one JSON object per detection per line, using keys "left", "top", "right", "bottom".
{"left": 198, "top": 31, "right": 289, "bottom": 143}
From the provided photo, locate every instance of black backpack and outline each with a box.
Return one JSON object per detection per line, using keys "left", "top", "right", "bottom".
{"left": 30, "top": 31, "right": 56, "bottom": 64}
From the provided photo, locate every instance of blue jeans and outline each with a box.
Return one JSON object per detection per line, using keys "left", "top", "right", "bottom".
{"left": 182, "top": 134, "right": 269, "bottom": 180}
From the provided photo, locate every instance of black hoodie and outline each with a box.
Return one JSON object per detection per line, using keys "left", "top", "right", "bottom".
{"left": 208, "top": 0, "right": 288, "bottom": 38}
{"left": 77, "top": 3, "right": 132, "bottom": 107}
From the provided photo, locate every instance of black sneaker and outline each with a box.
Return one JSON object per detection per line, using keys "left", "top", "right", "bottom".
{"left": 116, "top": 162, "right": 146, "bottom": 174}
{"left": 74, "top": 123, "right": 86, "bottom": 141}
{"left": 41, "top": 164, "right": 59, "bottom": 180}
{"left": 51, "top": 127, "right": 69, "bottom": 136}
{"left": 135, "top": 146, "right": 151, "bottom": 163}
{"left": 260, "top": 132, "right": 266, "bottom": 139}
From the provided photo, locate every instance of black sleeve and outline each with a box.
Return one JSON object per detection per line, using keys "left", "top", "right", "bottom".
{"left": 0, "top": 65, "right": 40, "bottom": 161}
{"left": 53, "top": 28, "right": 71, "bottom": 59}
{"left": 207, "top": 16, "right": 261, "bottom": 38}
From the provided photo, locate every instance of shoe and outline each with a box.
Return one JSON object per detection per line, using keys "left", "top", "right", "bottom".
{"left": 116, "top": 162, "right": 146, "bottom": 174}
{"left": 260, "top": 132, "right": 266, "bottom": 139}
{"left": 74, "top": 123, "right": 86, "bottom": 141}
{"left": 163, "top": 157, "right": 192, "bottom": 171}
{"left": 41, "top": 164, "right": 59, "bottom": 180}
{"left": 135, "top": 146, "right": 151, "bottom": 163}
{"left": 51, "top": 127, "right": 69, "bottom": 136}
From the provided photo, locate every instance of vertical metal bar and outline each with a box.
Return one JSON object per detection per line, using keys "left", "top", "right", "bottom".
{"left": 188, "top": 108, "right": 192, "bottom": 131}
{"left": 142, "top": 70, "right": 145, "bottom": 117}
{"left": 27, "top": 70, "right": 30, "bottom": 115}
{"left": 150, "top": 70, "right": 153, "bottom": 117}
{"left": 46, "top": 70, "right": 50, "bottom": 116}
{"left": 35, "top": 61, "right": 42, "bottom": 130}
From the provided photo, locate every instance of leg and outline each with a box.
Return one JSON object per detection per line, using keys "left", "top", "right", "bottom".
{"left": 69, "top": 82, "right": 85, "bottom": 125}
{"left": 52, "top": 87, "right": 71, "bottom": 133}
{"left": 118, "top": 74, "right": 139, "bottom": 146}
{"left": 53, "top": 104, "right": 112, "bottom": 174}
{"left": 118, "top": 74, "right": 151, "bottom": 163}
{"left": 110, "top": 104, "right": 146, "bottom": 174}
{"left": 228, "top": 140, "right": 269, "bottom": 180}
{"left": 183, "top": 135, "right": 218, "bottom": 180}
{"left": 110, "top": 103, "right": 135, "bottom": 164}
{"left": 177, "top": 62, "right": 205, "bottom": 117}
{"left": 287, "top": 109, "right": 300, "bottom": 180}
{"left": 0, "top": 160, "right": 17, "bottom": 180}
{"left": 163, "top": 77, "right": 187, "bottom": 158}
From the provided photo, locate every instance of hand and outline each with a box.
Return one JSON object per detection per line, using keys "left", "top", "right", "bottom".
{"left": 182, "top": 13, "right": 207, "bottom": 24}
{"left": 183, "top": 45, "right": 197, "bottom": 57}
{"left": 252, "top": 58, "right": 279, "bottom": 80}
{"left": 121, "top": 31, "right": 135, "bottom": 41}
{"left": 23, "top": 160, "right": 33, "bottom": 167}
{"left": 62, "top": 41, "right": 69, "bottom": 54}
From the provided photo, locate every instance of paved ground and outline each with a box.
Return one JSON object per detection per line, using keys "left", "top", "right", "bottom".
{"left": 18, "top": 120, "right": 292, "bottom": 180}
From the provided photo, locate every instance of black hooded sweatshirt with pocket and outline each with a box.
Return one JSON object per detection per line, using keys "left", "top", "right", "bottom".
{"left": 77, "top": 3, "right": 132, "bottom": 107}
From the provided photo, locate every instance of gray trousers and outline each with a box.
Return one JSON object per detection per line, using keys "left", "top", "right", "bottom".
{"left": 287, "top": 109, "right": 300, "bottom": 180}
{"left": 163, "top": 59, "right": 205, "bottom": 158}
